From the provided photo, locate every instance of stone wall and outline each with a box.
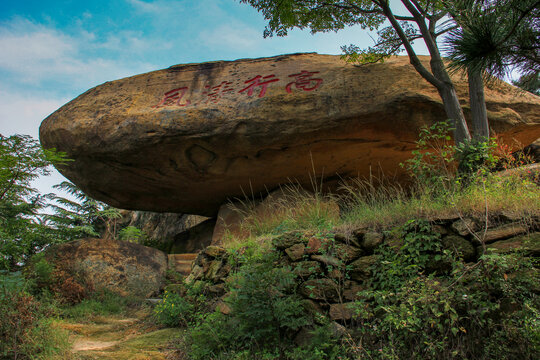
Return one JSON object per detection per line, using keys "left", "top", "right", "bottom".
{"left": 184, "top": 215, "right": 539, "bottom": 321}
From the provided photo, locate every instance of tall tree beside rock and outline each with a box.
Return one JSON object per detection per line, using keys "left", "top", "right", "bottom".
{"left": 240, "top": 0, "right": 473, "bottom": 144}
{"left": 444, "top": 0, "right": 540, "bottom": 141}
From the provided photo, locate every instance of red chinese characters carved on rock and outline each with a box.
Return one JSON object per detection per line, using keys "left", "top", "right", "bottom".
{"left": 152, "top": 70, "right": 323, "bottom": 108}
{"left": 201, "top": 81, "right": 234, "bottom": 104}
{"left": 152, "top": 87, "right": 191, "bottom": 108}
{"left": 286, "top": 70, "right": 323, "bottom": 93}
{"left": 238, "top": 74, "right": 279, "bottom": 98}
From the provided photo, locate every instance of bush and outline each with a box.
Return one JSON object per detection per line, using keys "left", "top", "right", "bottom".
{"left": 185, "top": 248, "right": 312, "bottom": 359}
{"left": 0, "top": 271, "right": 69, "bottom": 359}
{"left": 352, "top": 224, "right": 540, "bottom": 359}
{"left": 154, "top": 290, "right": 195, "bottom": 327}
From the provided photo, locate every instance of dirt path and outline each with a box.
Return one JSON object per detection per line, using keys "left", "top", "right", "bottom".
{"left": 59, "top": 308, "right": 180, "bottom": 360}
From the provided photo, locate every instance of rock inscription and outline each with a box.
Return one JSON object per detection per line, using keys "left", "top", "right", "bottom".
{"left": 153, "top": 70, "right": 323, "bottom": 108}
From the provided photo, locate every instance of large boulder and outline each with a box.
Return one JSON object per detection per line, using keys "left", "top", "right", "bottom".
{"left": 46, "top": 238, "right": 168, "bottom": 298}
{"left": 40, "top": 53, "right": 540, "bottom": 216}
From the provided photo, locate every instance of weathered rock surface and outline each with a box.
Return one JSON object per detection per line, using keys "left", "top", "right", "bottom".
{"left": 46, "top": 238, "right": 167, "bottom": 298}
{"left": 121, "top": 210, "right": 211, "bottom": 252}
{"left": 40, "top": 53, "right": 540, "bottom": 215}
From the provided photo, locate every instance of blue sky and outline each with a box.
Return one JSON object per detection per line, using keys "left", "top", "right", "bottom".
{"left": 0, "top": 0, "right": 423, "bottom": 195}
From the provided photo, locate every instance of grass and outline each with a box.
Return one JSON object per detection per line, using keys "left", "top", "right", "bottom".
{"left": 56, "top": 304, "right": 180, "bottom": 360}
{"left": 60, "top": 290, "right": 143, "bottom": 321}
{"left": 224, "top": 170, "right": 540, "bottom": 246}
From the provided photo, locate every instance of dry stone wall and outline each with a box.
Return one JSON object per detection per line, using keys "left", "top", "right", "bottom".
{"left": 184, "top": 215, "right": 539, "bottom": 322}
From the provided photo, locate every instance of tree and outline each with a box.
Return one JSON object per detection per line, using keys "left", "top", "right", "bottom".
{"left": 45, "top": 181, "right": 122, "bottom": 241}
{"left": 0, "top": 134, "right": 68, "bottom": 270}
{"left": 444, "top": 0, "right": 540, "bottom": 141}
{"left": 240, "top": 0, "right": 473, "bottom": 144}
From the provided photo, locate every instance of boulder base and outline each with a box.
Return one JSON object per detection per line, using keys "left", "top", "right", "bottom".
{"left": 40, "top": 53, "right": 540, "bottom": 216}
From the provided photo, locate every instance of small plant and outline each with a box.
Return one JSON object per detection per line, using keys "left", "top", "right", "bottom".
{"left": 371, "top": 219, "right": 449, "bottom": 291}
{"left": 402, "top": 120, "right": 456, "bottom": 190}
{"left": 118, "top": 226, "right": 147, "bottom": 243}
{"left": 154, "top": 290, "right": 195, "bottom": 327}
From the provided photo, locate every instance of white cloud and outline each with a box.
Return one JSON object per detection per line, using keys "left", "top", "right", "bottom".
{"left": 0, "top": 87, "right": 67, "bottom": 138}
{"left": 0, "top": 18, "right": 155, "bottom": 89}
{"left": 127, "top": 0, "right": 166, "bottom": 14}
{"left": 198, "top": 23, "right": 263, "bottom": 51}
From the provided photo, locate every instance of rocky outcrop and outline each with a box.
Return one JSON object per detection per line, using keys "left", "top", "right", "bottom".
{"left": 119, "top": 210, "right": 213, "bottom": 253}
{"left": 40, "top": 53, "right": 540, "bottom": 216}
{"left": 123, "top": 211, "right": 208, "bottom": 243}
{"left": 46, "top": 238, "right": 167, "bottom": 298}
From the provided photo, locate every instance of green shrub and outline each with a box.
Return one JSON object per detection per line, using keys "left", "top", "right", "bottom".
{"left": 154, "top": 290, "right": 195, "bottom": 327}
{"left": 371, "top": 219, "right": 449, "bottom": 291}
{"left": 185, "top": 248, "right": 312, "bottom": 359}
{"left": 118, "top": 226, "right": 146, "bottom": 243}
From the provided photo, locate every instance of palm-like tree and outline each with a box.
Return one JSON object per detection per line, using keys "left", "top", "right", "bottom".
{"left": 444, "top": 0, "right": 540, "bottom": 140}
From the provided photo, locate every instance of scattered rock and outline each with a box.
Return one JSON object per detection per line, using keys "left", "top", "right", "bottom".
{"left": 329, "top": 268, "right": 345, "bottom": 280}
{"left": 208, "top": 283, "right": 226, "bottom": 296}
{"left": 334, "top": 232, "right": 360, "bottom": 248}
{"left": 343, "top": 283, "right": 365, "bottom": 301}
{"left": 349, "top": 255, "right": 377, "bottom": 282}
{"left": 302, "top": 299, "right": 324, "bottom": 317}
{"left": 215, "top": 300, "right": 231, "bottom": 315}
{"left": 293, "top": 261, "right": 322, "bottom": 278}
{"left": 483, "top": 232, "right": 540, "bottom": 256}
{"left": 273, "top": 231, "right": 306, "bottom": 249}
{"left": 311, "top": 255, "right": 343, "bottom": 268}
{"left": 482, "top": 223, "right": 528, "bottom": 244}
{"left": 362, "top": 232, "right": 384, "bottom": 252}
{"left": 305, "top": 236, "right": 330, "bottom": 254}
{"left": 442, "top": 235, "right": 476, "bottom": 262}
{"left": 205, "top": 260, "right": 223, "bottom": 281}
{"left": 329, "top": 321, "right": 347, "bottom": 338}
{"left": 334, "top": 243, "right": 364, "bottom": 263}
{"left": 286, "top": 243, "right": 306, "bottom": 261}
{"left": 433, "top": 225, "right": 449, "bottom": 236}
{"left": 205, "top": 245, "right": 227, "bottom": 258}
{"left": 451, "top": 218, "right": 479, "bottom": 237}
{"left": 185, "top": 265, "right": 204, "bottom": 284}
{"left": 299, "top": 278, "right": 340, "bottom": 301}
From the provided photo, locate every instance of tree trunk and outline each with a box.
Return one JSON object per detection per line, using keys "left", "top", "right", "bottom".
{"left": 468, "top": 67, "right": 490, "bottom": 141}
{"left": 438, "top": 84, "right": 472, "bottom": 144}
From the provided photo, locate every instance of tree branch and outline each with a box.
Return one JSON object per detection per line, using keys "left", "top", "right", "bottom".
{"left": 410, "top": 0, "right": 428, "bottom": 16}
{"left": 380, "top": 2, "right": 443, "bottom": 88}
{"left": 401, "top": 0, "right": 444, "bottom": 65}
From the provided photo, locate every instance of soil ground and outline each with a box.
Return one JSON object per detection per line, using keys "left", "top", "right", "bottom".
{"left": 58, "top": 307, "right": 181, "bottom": 360}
